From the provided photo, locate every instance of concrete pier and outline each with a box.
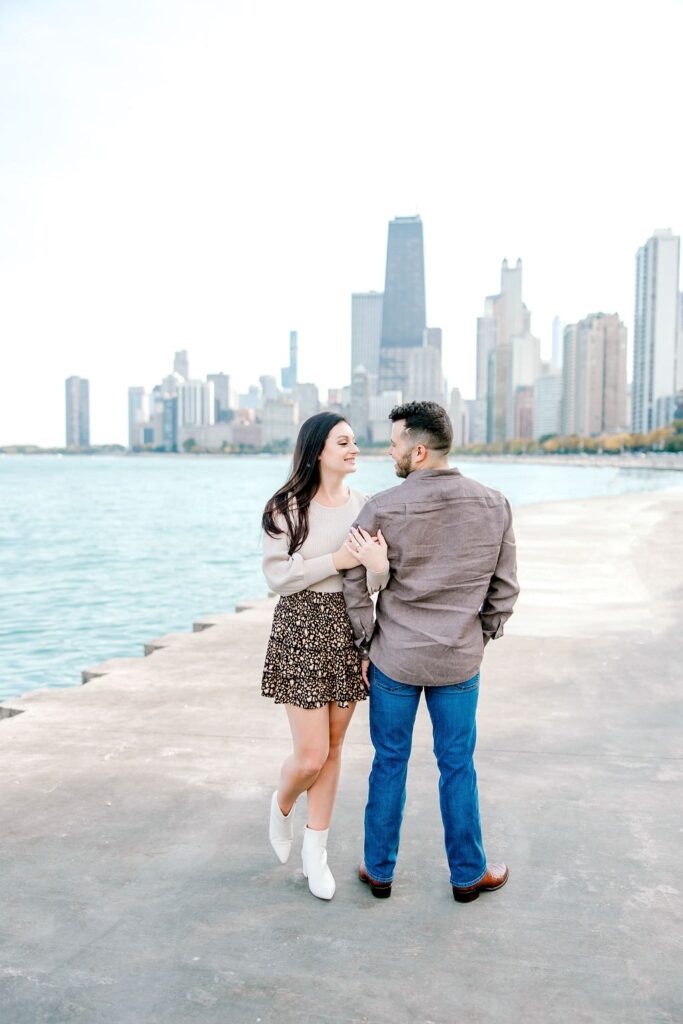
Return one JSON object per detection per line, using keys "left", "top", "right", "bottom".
{"left": 1, "top": 489, "right": 682, "bottom": 1023}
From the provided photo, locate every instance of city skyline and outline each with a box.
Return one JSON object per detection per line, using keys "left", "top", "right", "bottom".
{"left": 46, "top": 218, "right": 683, "bottom": 451}
{"left": 1, "top": 1, "right": 682, "bottom": 446}
{"left": 20, "top": 220, "right": 679, "bottom": 449}
{"left": 111, "top": 218, "right": 678, "bottom": 454}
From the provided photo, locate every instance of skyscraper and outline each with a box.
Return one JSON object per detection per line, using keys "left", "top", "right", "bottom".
{"left": 350, "top": 365, "right": 371, "bottom": 442}
{"left": 257, "top": 375, "right": 275, "bottom": 401}
{"left": 65, "top": 376, "right": 90, "bottom": 448}
{"left": 477, "top": 258, "right": 532, "bottom": 442}
{"left": 449, "top": 388, "right": 465, "bottom": 447}
{"left": 632, "top": 229, "right": 681, "bottom": 432}
{"left": 407, "top": 343, "right": 444, "bottom": 404}
{"left": 208, "top": 373, "right": 237, "bottom": 421}
{"left": 508, "top": 331, "right": 541, "bottom": 438}
{"left": 551, "top": 316, "right": 564, "bottom": 370}
{"left": 179, "top": 380, "right": 215, "bottom": 428}
{"left": 292, "top": 382, "right": 320, "bottom": 423}
{"left": 174, "top": 350, "right": 189, "bottom": 380}
{"left": 533, "top": 372, "right": 563, "bottom": 439}
{"left": 379, "top": 216, "right": 427, "bottom": 393}
{"left": 281, "top": 330, "right": 298, "bottom": 390}
{"left": 128, "top": 386, "right": 149, "bottom": 448}
{"left": 351, "top": 291, "right": 383, "bottom": 385}
{"left": 563, "top": 313, "right": 628, "bottom": 436}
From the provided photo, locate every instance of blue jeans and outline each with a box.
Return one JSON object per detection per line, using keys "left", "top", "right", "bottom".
{"left": 364, "top": 663, "right": 487, "bottom": 887}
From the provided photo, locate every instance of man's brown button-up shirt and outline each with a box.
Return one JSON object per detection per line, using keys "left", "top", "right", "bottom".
{"left": 342, "top": 467, "right": 520, "bottom": 686}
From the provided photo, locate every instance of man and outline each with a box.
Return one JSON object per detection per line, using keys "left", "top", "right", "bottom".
{"left": 343, "top": 401, "right": 519, "bottom": 903}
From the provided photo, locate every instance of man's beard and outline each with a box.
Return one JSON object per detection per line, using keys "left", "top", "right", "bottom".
{"left": 394, "top": 451, "right": 413, "bottom": 478}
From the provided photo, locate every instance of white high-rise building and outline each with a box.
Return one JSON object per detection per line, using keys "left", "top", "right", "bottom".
{"left": 632, "top": 229, "right": 681, "bottom": 432}
{"left": 508, "top": 332, "right": 541, "bottom": 439}
{"left": 262, "top": 398, "right": 299, "bottom": 446}
{"left": 551, "top": 316, "right": 564, "bottom": 370}
{"left": 533, "top": 371, "right": 562, "bottom": 439}
{"left": 259, "top": 375, "right": 278, "bottom": 401}
{"left": 208, "top": 373, "right": 237, "bottom": 422}
{"left": 563, "top": 313, "right": 628, "bottom": 436}
{"left": 449, "top": 388, "right": 465, "bottom": 447}
{"left": 368, "top": 391, "right": 402, "bottom": 443}
{"left": 477, "top": 258, "right": 532, "bottom": 442}
{"left": 292, "top": 383, "right": 320, "bottom": 423}
{"left": 407, "top": 342, "right": 443, "bottom": 404}
{"left": 352, "top": 291, "right": 383, "bottom": 386}
{"left": 350, "top": 366, "right": 371, "bottom": 442}
{"left": 174, "top": 350, "right": 189, "bottom": 380}
{"left": 128, "top": 386, "right": 149, "bottom": 448}
{"left": 179, "top": 380, "right": 215, "bottom": 428}
{"left": 465, "top": 398, "right": 487, "bottom": 445}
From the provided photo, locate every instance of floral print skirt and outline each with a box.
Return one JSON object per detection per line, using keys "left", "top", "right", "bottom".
{"left": 261, "top": 590, "right": 367, "bottom": 709}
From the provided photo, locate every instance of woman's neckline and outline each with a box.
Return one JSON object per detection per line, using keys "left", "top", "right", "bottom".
{"left": 311, "top": 488, "right": 353, "bottom": 509}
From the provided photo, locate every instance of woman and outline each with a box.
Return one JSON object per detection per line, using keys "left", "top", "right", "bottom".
{"left": 261, "top": 412, "right": 389, "bottom": 900}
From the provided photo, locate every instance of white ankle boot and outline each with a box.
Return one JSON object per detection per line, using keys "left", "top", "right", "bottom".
{"left": 302, "top": 826, "right": 336, "bottom": 900}
{"left": 269, "top": 791, "right": 295, "bottom": 864}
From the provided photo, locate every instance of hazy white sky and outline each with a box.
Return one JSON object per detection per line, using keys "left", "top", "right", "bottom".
{"left": 1, "top": 0, "right": 681, "bottom": 446}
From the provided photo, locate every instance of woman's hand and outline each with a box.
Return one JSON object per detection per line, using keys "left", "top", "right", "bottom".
{"left": 344, "top": 527, "right": 389, "bottom": 574}
{"left": 333, "top": 543, "right": 361, "bottom": 571}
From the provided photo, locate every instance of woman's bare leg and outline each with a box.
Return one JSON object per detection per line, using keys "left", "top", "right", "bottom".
{"left": 277, "top": 705, "right": 330, "bottom": 814}
{"left": 306, "top": 702, "right": 357, "bottom": 830}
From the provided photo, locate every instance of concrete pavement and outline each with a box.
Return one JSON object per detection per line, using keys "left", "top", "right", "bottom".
{"left": 1, "top": 489, "right": 682, "bottom": 1023}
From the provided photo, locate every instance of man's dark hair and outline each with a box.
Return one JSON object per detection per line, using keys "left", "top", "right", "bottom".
{"left": 388, "top": 401, "right": 453, "bottom": 454}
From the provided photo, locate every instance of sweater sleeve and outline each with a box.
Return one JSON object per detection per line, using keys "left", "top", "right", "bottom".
{"left": 262, "top": 527, "right": 338, "bottom": 596}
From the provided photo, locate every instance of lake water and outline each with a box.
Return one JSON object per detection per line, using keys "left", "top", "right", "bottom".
{"left": 1, "top": 454, "right": 681, "bottom": 702}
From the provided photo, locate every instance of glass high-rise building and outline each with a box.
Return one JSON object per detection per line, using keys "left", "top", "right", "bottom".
{"left": 128, "top": 386, "right": 149, "bottom": 448}
{"left": 281, "top": 330, "right": 298, "bottom": 390}
{"left": 65, "top": 376, "right": 90, "bottom": 448}
{"left": 379, "top": 216, "right": 427, "bottom": 393}
{"left": 351, "top": 291, "right": 383, "bottom": 385}
{"left": 632, "top": 229, "right": 681, "bottom": 433}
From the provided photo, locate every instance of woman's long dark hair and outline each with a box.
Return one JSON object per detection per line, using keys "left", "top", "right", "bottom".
{"left": 262, "top": 412, "right": 347, "bottom": 555}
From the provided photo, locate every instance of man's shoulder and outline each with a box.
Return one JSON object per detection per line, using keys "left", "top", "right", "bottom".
{"left": 364, "top": 481, "right": 409, "bottom": 509}
{"left": 456, "top": 473, "right": 510, "bottom": 507}
{"left": 362, "top": 473, "right": 511, "bottom": 515}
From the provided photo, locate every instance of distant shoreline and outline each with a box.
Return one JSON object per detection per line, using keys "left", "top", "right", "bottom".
{"left": 1, "top": 447, "right": 682, "bottom": 471}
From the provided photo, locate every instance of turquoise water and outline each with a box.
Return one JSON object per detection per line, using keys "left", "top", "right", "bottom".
{"left": 1, "top": 454, "right": 681, "bottom": 702}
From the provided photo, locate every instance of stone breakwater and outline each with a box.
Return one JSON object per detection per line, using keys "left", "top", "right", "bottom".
{"left": 1, "top": 489, "right": 682, "bottom": 1024}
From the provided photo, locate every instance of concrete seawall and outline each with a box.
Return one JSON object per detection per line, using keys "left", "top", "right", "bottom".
{"left": 1, "top": 489, "right": 682, "bottom": 1023}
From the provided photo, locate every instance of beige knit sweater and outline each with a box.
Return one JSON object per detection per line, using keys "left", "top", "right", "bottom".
{"left": 262, "top": 489, "right": 389, "bottom": 596}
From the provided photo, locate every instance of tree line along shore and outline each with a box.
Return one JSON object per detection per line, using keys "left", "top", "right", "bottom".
{"left": 3, "top": 419, "right": 683, "bottom": 459}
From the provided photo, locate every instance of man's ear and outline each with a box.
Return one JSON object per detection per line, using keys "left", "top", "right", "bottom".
{"left": 413, "top": 444, "right": 428, "bottom": 465}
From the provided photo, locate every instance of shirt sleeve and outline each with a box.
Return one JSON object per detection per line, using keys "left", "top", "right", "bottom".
{"left": 343, "top": 498, "right": 382, "bottom": 654}
{"left": 360, "top": 493, "right": 390, "bottom": 595}
{"left": 262, "top": 524, "right": 337, "bottom": 596}
{"left": 479, "top": 498, "right": 520, "bottom": 642}
{"left": 366, "top": 564, "right": 390, "bottom": 594}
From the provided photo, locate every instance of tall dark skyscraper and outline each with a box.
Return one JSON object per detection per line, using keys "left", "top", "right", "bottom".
{"left": 379, "top": 216, "right": 427, "bottom": 393}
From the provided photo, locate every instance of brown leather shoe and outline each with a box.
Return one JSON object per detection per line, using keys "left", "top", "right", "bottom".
{"left": 358, "top": 863, "right": 392, "bottom": 899}
{"left": 452, "top": 863, "right": 509, "bottom": 903}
